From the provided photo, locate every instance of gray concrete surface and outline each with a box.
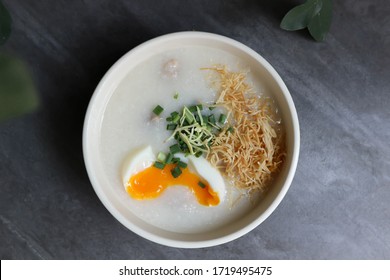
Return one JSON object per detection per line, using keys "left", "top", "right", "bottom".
{"left": 1, "top": 0, "right": 389, "bottom": 259}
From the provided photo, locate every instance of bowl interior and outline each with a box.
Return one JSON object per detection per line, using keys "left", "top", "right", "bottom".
{"left": 83, "top": 32, "right": 299, "bottom": 248}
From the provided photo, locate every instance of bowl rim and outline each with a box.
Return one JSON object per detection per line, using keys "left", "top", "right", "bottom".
{"left": 82, "top": 31, "right": 300, "bottom": 248}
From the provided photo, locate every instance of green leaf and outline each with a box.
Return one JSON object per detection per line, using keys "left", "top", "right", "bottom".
{"left": 280, "top": 0, "right": 323, "bottom": 31}
{"left": 0, "top": 53, "right": 39, "bottom": 122}
{"left": 0, "top": 1, "right": 12, "bottom": 45}
{"left": 308, "top": 0, "right": 333, "bottom": 41}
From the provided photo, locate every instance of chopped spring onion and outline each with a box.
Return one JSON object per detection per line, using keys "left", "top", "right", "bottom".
{"left": 208, "top": 114, "right": 216, "bottom": 125}
{"left": 227, "top": 126, "right": 234, "bottom": 133}
{"left": 157, "top": 152, "right": 166, "bottom": 162}
{"left": 165, "top": 153, "right": 173, "bottom": 164}
{"left": 183, "top": 107, "right": 194, "bottom": 124}
{"left": 171, "top": 111, "right": 179, "bottom": 118}
{"left": 174, "top": 92, "right": 179, "bottom": 99}
{"left": 219, "top": 114, "right": 227, "bottom": 124}
{"left": 177, "top": 161, "right": 187, "bottom": 168}
{"left": 169, "top": 144, "right": 181, "bottom": 154}
{"left": 171, "top": 166, "right": 182, "bottom": 178}
{"left": 153, "top": 161, "right": 165, "bottom": 169}
{"left": 189, "top": 105, "right": 197, "bottom": 112}
{"left": 171, "top": 114, "right": 180, "bottom": 123}
{"left": 167, "top": 124, "right": 177, "bottom": 130}
{"left": 189, "top": 104, "right": 203, "bottom": 112}
{"left": 198, "top": 181, "right": 206, "bottom": 188}
{"left": 152, "top": 105, "right": 164, "bottom": 116}
{"left": 195, "top": 151, "right": 203, "bottom": 157}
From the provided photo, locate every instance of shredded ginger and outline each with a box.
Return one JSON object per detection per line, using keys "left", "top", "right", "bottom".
{"left": 205, "top": 66, "right": 285, "bottom": 193}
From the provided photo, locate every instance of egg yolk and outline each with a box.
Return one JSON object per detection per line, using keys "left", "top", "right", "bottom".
{"left": 126, "top": 164, "right": 220, "bottom": 206}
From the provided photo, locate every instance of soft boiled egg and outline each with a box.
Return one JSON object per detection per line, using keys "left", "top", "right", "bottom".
{"left": 122, "top": 146, "right": 226, "bottom": 206}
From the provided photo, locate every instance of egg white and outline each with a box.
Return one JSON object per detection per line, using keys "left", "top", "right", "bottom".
{"left": 121, "top": 145, "right": 156, "bottom": 187}
{"left": 174, "top": 153, "right": 226, "bottom": 203}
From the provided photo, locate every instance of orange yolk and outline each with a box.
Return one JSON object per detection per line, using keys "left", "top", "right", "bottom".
{"left": 126, "top": 164, "right": 220, "bottom": 206}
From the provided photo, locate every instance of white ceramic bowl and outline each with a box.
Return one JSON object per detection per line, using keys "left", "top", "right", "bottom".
{"left": 83, "top": 31, "right": 300, "bottom": 248}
